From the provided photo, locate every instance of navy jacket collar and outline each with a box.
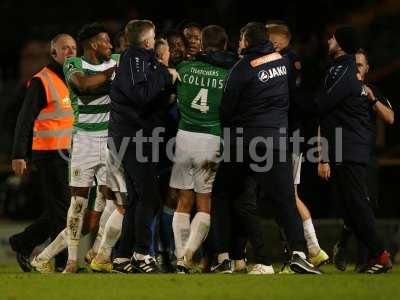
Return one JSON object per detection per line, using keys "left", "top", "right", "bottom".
{"left": 47, "top": 58, "right": 65, "bottom": 81}
{"left": 128, "top": 45, "right": 155, "bottom": 58}
{"left": 333, "top": 54, "right": 354, "bottom": 64}
{"left": 243, "top": 41, "right": 275, "bottom": 57}
{"left": 196, "top": 51, "right": 237, "bottom": 69}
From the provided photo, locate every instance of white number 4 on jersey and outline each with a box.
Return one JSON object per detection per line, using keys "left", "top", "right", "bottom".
{"left": 191, "top": 88, "right": 209, "bottom": 113}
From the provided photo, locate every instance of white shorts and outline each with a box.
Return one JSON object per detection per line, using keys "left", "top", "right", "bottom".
{"left": 292, "top": 152, "right": 303, "bottom": 185}
{"left": 170, "top": 130, "right": 221, "bottom": 194}
{"left": 69, "top": 134, "right": 108, "bottom": 187}
{"left": 106, "top": 147, "right": 127, "bottom": 194}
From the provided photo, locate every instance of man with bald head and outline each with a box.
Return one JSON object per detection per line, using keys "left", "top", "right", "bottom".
{"left": 9, "top": 34, "right": 77, "bottom": 272}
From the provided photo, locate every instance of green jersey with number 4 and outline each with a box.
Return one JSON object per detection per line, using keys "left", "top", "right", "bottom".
{"left": 177, "top": 60, "right": 228, "bottom": 136}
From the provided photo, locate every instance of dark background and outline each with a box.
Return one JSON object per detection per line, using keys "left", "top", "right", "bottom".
{"left": 0, "top": 0, "right": 399, "bottom": 220}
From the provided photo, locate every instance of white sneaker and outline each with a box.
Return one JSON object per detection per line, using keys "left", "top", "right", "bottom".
{"left": 248, "top": 264, "right": 274, "bottom": 275}
{"left": 31, "top": 257, "right": 54, "bottom": 273}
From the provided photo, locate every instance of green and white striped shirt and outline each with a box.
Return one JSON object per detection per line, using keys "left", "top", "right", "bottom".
{"left": 64, "top": 54, "right": 119, "bottom": 136}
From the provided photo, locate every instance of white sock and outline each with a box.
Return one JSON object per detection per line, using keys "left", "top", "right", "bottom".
{"left": 133, "top": 252, "right": 146, "bottom": 260}
{"left": 172, "top": 212, "right": 190, "bottom": 259}
{"left": 66, "top": 196, "right": 88, "bottom": 261}
{"left": 184, "top": 212, "right": 210, "bottom": 261}
{"left": 293, "top": 251, "right": 307, "bottom": 260}
{"left": 218, "top": 253, "right": 230, "bottom": 264}
{"left": 37, "top": 229, "right": 67, "bottom": 261}
{"left": 113, "top": 257, "right": 129, "bottom": 264}
{"left": 303, "top": 218, "right": 321, "bottom": 257}
{"left": 91, "top": 200, "right": 116, "bottom": 254}
{"left": 96, "top": 209, "right": 123, "bottom": 262}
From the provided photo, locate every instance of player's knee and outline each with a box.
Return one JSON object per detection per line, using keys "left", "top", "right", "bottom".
{"left": 116, "top": 206, "right": 125, "bottom": 214}
{"left": 114, "top": 192, "right": 126, "bottom": 207}
{"left": 99, "top": 185, "right": 116, "bottom": 200}
{"left": 196, "top": 201, "right": 210, "bottom": 214}
{"left": 178, "top": 203, "right": 193, "bottom": 213}
{"left": 176, "top": 199, "right": 193, "bottom": 213}
{"left": 71, "top": 187, "right": 90, "bottom": 198}
{"left": 176, "top": 190, "right": 194, "bottom": 213}
{"left": 195, "top": 193, "right": 211, "bottom": 213}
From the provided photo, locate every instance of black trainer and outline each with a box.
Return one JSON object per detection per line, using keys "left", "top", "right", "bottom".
{"left": 355, "top": 263, "right": 368, "bottom": 273}
{"left": 365, "top": 251, "right": 392, "bottom": 274}
{"left": 112, "top": 259, "right": 134, "bottom": 273}
{"left": 289, "top": 253, "right": 321, "bottom": 274}
{"left": 158, "top": 251, "right": 175, "bottom": 273}
{"left": 131, "top": 255, "right": 160, "bottom": 274}
{"left": 9, "top": 236, "right": 32, "bottom": 272}
{"left": 16, "top": 252, "right": 32, "bottom": 272}
{"left": 333, "top": 242, "right": 347, "bottom": 271}
{"left": 210, "top": 259, "right": 232, "bottom": 274}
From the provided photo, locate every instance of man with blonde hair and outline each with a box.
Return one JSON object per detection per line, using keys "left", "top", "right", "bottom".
{"left": 109, "top": 19, "right": 179, "bottom": 273}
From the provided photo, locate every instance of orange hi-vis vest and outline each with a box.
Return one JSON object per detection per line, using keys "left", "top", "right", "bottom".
{"left": 32, "top": 67, "right": 74, "bottom": 151}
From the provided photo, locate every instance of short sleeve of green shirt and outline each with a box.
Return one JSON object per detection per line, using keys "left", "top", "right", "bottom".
{"left": 111, "top": 53, "right": 120, "bottom": 64}
{"left": 63, "top": 57, "right": 83, "bottom": 84}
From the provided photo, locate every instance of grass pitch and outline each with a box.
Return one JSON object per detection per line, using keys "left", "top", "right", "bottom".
{"left": 0, "top": 264, "right": 399, "bottom": 300}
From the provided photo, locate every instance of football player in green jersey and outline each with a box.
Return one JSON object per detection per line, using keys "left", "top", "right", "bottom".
{"left": 170, "top": 25, "right": 237, "bottom": 273}
{"left": 31, "top": 23, "right": 121, "bottom": 274}
{"left": 183, "top": 23, "right": 202, "bottom": 59}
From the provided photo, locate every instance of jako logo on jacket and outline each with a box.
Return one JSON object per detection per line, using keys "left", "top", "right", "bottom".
{"left": 258, "top": 66, "right": 287, "bottom": 83}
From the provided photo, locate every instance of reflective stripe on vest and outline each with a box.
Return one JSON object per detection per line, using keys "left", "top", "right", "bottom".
{"left": 32, "top": 67, "right": 74, "bottom": 151}
{"left": 36, "top": 70, "right": 73, "bottom": 120}
{"left": 33, "top": 128, "right": 73, "bottom": 138}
